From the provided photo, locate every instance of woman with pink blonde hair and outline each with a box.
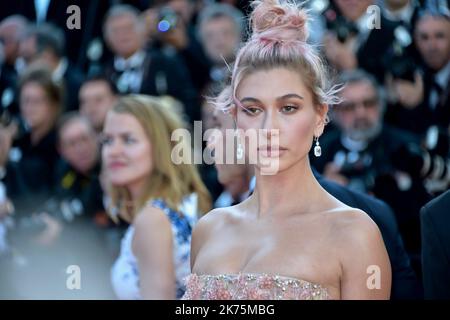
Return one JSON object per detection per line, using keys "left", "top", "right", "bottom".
{"left": 182, "top": 0, "right": 391, "bottom": 300}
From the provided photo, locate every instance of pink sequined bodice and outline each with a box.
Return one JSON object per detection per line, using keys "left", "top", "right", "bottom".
{"left": 181, "top": 273, "right": 331, "bottom": 300}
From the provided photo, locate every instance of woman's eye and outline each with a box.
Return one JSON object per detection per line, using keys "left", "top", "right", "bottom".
{"left": 100, "top": 136, "right": 112, "bottom": 146}
{"left": 281, "top": 105, "right": 298, "bottom": 113}
{"left": 242, "top": 106, "right": 262, "bottom": 115}
{"left": 124, "top": 136, "right": 136, "bottom": 144}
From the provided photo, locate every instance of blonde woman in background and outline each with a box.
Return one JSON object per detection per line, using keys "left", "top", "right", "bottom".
{"left": 102, "top": 95, "right": 211, "bottom": 299}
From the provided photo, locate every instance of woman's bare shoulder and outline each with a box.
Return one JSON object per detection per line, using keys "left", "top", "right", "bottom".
{"left": 190, "top": 207, "right": 242, "bottom": 264}
{"left": 131, "top": 206, "right": 173, "bottom": 256}
{"left": 194, "top": 207, "right": 241, "bottom": 235}
{"left": 328, "top": 207, "right": 384, "bottom": 251}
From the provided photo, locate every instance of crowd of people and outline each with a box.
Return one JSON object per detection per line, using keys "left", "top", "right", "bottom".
{"left": 0, "top": 0, "right": 449, "bottom": 299}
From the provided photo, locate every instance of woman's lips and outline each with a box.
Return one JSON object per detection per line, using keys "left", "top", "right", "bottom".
{"left": 257, "top": 146, "right": 287, "bottom": 157}
{"left": 108, "top": 161, "right": 127, "bottom": 170}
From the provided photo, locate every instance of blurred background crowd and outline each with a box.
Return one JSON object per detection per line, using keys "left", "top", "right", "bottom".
{"left": 0, "top": 0, "right": 449, "bottom": 299}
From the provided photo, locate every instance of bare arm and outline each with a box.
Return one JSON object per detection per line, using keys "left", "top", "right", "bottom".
{"left": 132, "top": 206, "right": 176, "bottom": 299}
{"left": 338, "top": 211, "right": 392, "bottom": 300}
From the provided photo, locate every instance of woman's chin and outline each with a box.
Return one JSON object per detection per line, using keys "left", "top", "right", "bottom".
{"left": 109, "top": 178, "right": 130, "bottom": 188}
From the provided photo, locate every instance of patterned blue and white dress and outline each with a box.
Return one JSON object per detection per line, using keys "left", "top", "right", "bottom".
{"left": 111, "top": 195, "right": 197, "bottom": 299}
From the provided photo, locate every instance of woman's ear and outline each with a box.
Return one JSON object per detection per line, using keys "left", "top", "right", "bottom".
{"left": 227, "top": 104, "right": 238, "bottom": 125}
{"left": 230, "top": 104, "right": 237, "bottom": 118}
{"left": 315, "top": 104, "right": 329, "bottom": 137}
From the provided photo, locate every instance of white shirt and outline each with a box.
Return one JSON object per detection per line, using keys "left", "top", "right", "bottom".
{"left": 52, "top": 58, "right": 68, "bottom": 82}
{"left": 382, "top": 0, "right": 416, "bottom": 25}
{"left": 114, "top": 50, "right": 146, "bottom": 93}
{"left": 430, "top": 61, "right": 450, "bottom": 109}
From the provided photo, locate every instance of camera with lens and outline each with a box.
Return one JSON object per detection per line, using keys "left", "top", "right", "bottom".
{"left": 382, "top": 26, "right": 417, "bottom": 81}
{"left": 391, "top": 129, "right": 450, "bottom": 194}
{"left": 157, "top": 6, "right": 178, "bottom": 33}
{"left": 384, "top": 49, "right": 416, "bottom": 81}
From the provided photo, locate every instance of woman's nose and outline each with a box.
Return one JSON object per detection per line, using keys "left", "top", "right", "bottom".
{"left": 261, "top": 110, "right": 280, "bottom": 130}
{"left": 105, "top": 139, "right": 123, "bottom": 157}
{"left": 260, "top": 110, "right": 280, "bottom": 143}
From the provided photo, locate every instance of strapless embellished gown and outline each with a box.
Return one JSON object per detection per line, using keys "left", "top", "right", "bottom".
{"left": 181, "top": 273, "right": 331, "bottom": 300}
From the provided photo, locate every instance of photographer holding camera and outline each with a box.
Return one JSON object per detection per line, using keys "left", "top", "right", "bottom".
{"left": 142, "top": 0, "right": 212, "bottom": 93}
{"left": 320, "top": 0, "right": 398, "bottom": 82}
{"left": 103, "top": 4, "right": 200, "bottom": 122}
{"left": 312, "top": 70, "right": 420, "bottom": 192}
{"left": 385, "top": 5, "right": 450, "bottom": 135}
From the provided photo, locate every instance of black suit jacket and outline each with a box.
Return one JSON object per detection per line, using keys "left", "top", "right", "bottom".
{"left": 315, "top": 171, "right": 423, "bottom": 299}
{"left": 357, "top": 15, "right": 397, "bottom": 83}
{"left": 421, "top": 189, "right": 450, "bottom": 299}
{"left": 63, "top": 63, "right": 84, "bottom": 112}
{"left": 386, "top": 68, "right": 450, "bottom": 136}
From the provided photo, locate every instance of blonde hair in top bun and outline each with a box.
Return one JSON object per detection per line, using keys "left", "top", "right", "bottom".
{"left": 214, "top": 0, "right": 341, "bottom": 119}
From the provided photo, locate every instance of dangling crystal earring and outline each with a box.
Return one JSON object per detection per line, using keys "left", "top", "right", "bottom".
{"left": 236, "top": 136, "right": 244, "bottom": 160}
{"left": 236, "top": 143, "right": 244, "bottom": 160}
{"left": 314, "top": 136, "right": 322, "bottom": 157}
{"left": 235, "top": 128, "right": 244, "bottom": 160}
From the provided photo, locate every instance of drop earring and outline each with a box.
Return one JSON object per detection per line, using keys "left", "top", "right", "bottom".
{"left": 236, "top": 131, "right": 244, "bottom": 160}
{"left": 234, "top": 120, "right": 243, "bottom": 160}
{"left": 314, "top": 136, "right": 322, "bottom": 157}
{"left": 236, "top": 143, "right": 244, "bottom": 160}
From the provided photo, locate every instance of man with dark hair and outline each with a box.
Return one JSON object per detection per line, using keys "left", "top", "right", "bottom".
{"left": 385, "top": 5, "right": 450, "bottom": 135}
{"left": 55, "top": 112, "right": 105, "bottom": 224}
{"left": 79, "top": 74, "right": 118, "bottom": 133}
{"left": 19, "top": 23, "right": 85, "bottom": 112}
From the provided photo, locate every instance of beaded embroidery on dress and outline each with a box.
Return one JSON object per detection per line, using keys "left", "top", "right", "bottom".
{"left": 182, "top": 273, "right": 331, "bottom": 300}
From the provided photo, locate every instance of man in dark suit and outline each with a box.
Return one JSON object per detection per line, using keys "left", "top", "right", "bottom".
{"left": 321, "top": 0, "right": 398, "bottom": 83}
{"left": 385, "top": 7, "right": 450, "bottom": 136}
{"left": 18, "top": 23, "right": 85, "bottom": 112}
{"left": 421, "top": 189, "right": 450, "bottom": 299}
{"left": 103, "top": 4, "right": 200, "bottom": 123}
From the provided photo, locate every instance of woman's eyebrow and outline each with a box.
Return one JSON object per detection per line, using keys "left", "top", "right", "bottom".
{"left": 240, "top": 93, "right": 304, "bottom": 102}
{"left": 240, "top": 94, "right": 304, "bottom": 103}
{"left": 119, "top": 132, "right": 134, "bottom": 136}
{"left": 276, "top": 93, "right": 304, "bottom": 101}
{"left": 240, "top": 97, "right": 261, "bottom": 104}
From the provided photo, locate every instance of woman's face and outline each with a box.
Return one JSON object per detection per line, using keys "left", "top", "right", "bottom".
{"left": 102, "top": 111, "right": 153, "bottom": 190}
{"left": 235, "top": 67, "right": 327, "bottom": 175}
{"left": 20, "top": 82, "right": 55, "bottom": 130}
